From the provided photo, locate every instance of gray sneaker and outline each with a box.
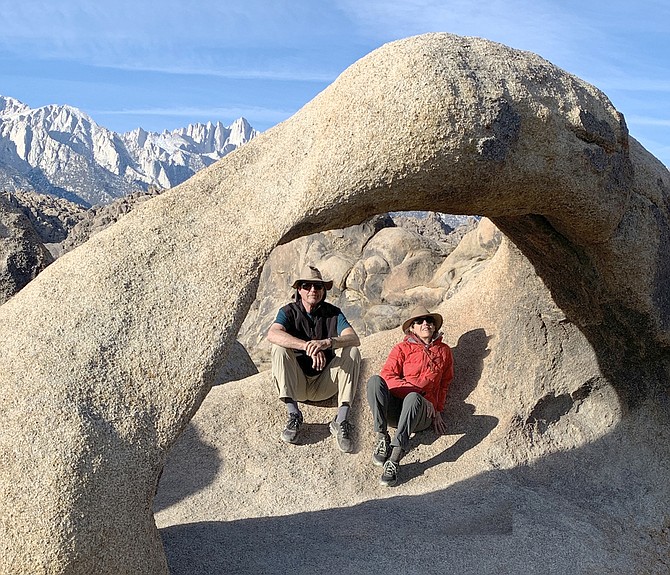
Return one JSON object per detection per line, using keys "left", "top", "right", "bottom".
{"left": 380, "top": 459, "right": 399, "bottom": 487}
{"left": 281, "top": 412, "right": 303, "bottom": 444}
{"left": 372, "top": 433, "right": 391, "bottom": 467}
{"left": 330, "top": 418, "right": 354, "bottom": 453}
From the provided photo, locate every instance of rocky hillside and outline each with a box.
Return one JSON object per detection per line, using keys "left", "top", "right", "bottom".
{"left": 238, "top": 212, "right": 488, "bottom": 368}
{"left": 0, "top": 192, "right": 54, "bottom": 304}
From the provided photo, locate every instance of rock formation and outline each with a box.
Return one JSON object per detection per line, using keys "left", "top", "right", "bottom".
{"left": 2, "top": 190, "right": 88, "bottom": 247}
{"left": 0, "top": 33, "right": 669, "bottom": 574}
{"left": 0, "top": 193, "right": 53, "bottom": 305}
{"left": 155, "top": 234, "right": 669, "bottom": 574}
{"left": 238, "top": 214, "right": 492, "bottom": 368}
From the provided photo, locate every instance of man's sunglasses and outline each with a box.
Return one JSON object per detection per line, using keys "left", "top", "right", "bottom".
{"left": 299, "top": 282, "right": 325, "bottom": 291}
{"left": 412, "top": 316, "right": 435, "bottom": 326}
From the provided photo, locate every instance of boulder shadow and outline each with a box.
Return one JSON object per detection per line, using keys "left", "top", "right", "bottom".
{"left": 154, "top": 424, "right": 221, "bottom": 513}
{"left": 291, "top": 422, "right": 332, "bottom": 446}
{"left": 160, "top": 472, "right": 516, "bottom": 575}
{"left": 160, "top": 410, "right": 668, "bottom": 575}
{"left": 402, "top": 328, "right": 498, "bottom": 482}
{"left": 294, "top": 397, "right": 339, "bottom": 446}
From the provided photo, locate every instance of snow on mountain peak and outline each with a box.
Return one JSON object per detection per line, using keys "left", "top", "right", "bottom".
{"left": 0, "top": 95, "right": 259, "bottom": 205}
{"left": 0, "top": 96, "right": 31, "bottom": 118}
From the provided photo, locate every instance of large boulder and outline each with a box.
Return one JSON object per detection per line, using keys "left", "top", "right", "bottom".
{"left": 0, "top": 33, "right": 668, "bottom": 573}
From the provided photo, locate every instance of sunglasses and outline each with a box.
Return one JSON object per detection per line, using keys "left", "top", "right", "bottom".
{"left": 300, "top": 282, "right": 325, "bottom": 291}
{"left": 412, "top": 316, "right": 436, "bottom": 326}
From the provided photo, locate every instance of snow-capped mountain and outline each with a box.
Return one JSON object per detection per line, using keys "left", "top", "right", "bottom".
{"left": 0, "top": 96, "right": 259, "bottom": 206}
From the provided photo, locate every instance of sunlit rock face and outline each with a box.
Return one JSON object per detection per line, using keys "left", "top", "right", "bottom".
{"left": 0, "top": 33, "right": 668, "bottom": 574}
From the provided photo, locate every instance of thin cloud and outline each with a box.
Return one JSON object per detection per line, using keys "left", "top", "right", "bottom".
{"left": 0, "top": 0, "right": 346, "bottom": 82}
{"left": 92, "top": 105, "right": 292, "bottom": 125}
{"left": 104, "top": 62, "right": 335, "bottom": 83}
{"left": 627, "top": 115, "right": 670, "bottom": 128}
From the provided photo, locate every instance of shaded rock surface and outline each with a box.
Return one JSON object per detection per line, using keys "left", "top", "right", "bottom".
{"left": 0, "top": 33, "right": 669, "bottom": 574}
{"left": 0, "top": 193, "right": 54, "bottom": 304}
{"left": 2, "top": 190, "right": 87, "bottom": 246}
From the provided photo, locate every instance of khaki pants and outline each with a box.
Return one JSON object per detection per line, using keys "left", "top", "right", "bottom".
{"left": 271, "top": 344, "right": 361, "bottom": 405}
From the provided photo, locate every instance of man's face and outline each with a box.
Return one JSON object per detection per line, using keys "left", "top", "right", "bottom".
{"left": 299, "top": 281, "right": 325, "bottom": 305}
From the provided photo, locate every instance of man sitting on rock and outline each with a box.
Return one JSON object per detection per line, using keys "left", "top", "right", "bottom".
{"left": 267, "top": 265, "right": 361, "bottom": 452}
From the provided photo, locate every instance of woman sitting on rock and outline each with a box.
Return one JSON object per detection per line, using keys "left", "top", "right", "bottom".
{"left": 366, "top": 306, "right": 454, "bottom": 486}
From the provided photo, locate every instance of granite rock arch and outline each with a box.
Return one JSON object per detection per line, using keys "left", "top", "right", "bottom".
{"left": 1, "top": 33, "right": 668, "bottom": 573}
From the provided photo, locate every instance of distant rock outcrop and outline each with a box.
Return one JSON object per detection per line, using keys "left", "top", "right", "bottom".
{"left": 0, "top": 193, "right": 53, "bottom": 304}
{"left": 0, "top": 33, "right": 669, "bottom": 574}
{"left": 239, "top": 214, "right": 497, "bottom": 368}
{"left": 3, "top": 190, "right": 88, "bottom": 253}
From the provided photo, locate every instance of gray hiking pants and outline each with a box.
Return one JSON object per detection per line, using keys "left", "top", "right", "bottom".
{"left": 366, "top": 374, "right": 433, "bottom": 453}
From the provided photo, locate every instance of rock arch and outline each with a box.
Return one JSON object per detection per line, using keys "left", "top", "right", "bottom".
{"left": 1, "top": 33, "right": 668, "bottom": 573}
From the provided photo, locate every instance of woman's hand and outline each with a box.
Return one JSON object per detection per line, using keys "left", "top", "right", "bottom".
{"left": 433, "top": 412, "right": 447, "bottom": 435}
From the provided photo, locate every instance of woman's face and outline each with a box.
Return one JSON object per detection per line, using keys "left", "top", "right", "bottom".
{"left": 410, "top": 316, "right": 436, "bottom": 342}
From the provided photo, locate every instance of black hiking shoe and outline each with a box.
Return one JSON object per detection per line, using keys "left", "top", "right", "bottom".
{"left": 380, "top": 459, "right": 399, "bottom": 487}
{"left": 281, "top": 412, "right": 303, "bottom": 444}
{"left": 372, "top": 433, "right": 391, "bottom": 467}
{"left": 330, "top": 418, "right": 354, "bottom": 453}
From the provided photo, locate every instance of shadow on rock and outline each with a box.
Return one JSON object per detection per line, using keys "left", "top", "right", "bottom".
{"left": 154, "top": 424, "right": 221, "bottom": 513}
{"left": 160, "top": 408, "right": 669, "bottom": 575}
{"left": 160, "top": 474, "right": 515, "bottom": 575}
{"left": 404, "top": 328, "right": 498, "bottom": 482}
{"left": 290, "top": 422, "right": 332, "bottom": 446}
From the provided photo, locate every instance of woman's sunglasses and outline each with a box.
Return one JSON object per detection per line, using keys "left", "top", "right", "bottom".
{"left": 412, "top": 316, "right": 435, "bottom": 326}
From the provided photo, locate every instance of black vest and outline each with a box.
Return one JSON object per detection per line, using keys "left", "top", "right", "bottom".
{"left": 281, "top": 300, "right": 341, "bottom": 376}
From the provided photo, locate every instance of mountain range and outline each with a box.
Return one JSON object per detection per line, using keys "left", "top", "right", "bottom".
{"left": 0, "top": 95, "right": 259, "bottom": 207}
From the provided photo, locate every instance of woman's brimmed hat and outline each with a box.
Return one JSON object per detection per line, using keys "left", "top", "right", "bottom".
{"left": 291, "top": 265, "right": 334, "bottom": 290}
{"left": 402, "top": 305, "right": 443, "bottom": 333}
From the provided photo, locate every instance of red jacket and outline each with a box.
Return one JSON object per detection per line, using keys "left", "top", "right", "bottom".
{"left": 380, "top": 334, "right": 454, "bottom": 412}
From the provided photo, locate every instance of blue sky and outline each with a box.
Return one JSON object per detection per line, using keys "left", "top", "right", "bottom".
{"left": 1, "top": 0, "right": 668, "bottom": 167}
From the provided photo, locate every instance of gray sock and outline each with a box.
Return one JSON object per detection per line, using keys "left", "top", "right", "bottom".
{"left": 283, "top": 399, "right": 300, "bottom": 416}
{"left": 336, "top": 404, "right": 349, "bottom": 423}
{"left": 390, "top": 446, "right": 404, "bottom": 463}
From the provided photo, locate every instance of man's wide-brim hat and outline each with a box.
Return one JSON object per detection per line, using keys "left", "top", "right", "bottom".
{"left": 402, "top": 305, "right": 443, "bottom": 333}
{"left": 291, "top": 265, "right": 334, "bottom": 290}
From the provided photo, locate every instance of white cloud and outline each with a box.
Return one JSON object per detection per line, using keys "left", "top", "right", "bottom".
{"left": 103, "top": 61, "right": 334, "bottom": 83}
{"left": 0, "top": 0, "right": 350, "bottom": 90}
